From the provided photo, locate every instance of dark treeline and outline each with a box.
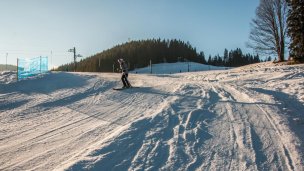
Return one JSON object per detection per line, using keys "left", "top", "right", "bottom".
{"left": 57, "top": 39, "right": 204, "bottom": 72}
{"left": 56, "top": 39, "right": 261, "bottom": 72}
{"left": 0, "top": 64, "right": 17, "bottom": 71}
{"left": 207, "top": 48, "right": 261, "bottom": 67}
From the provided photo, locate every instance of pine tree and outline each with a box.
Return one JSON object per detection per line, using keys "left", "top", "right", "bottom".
{"left": 199, "top": 51, "right": 206, "bottom": 64}
{"left": 208, "top": 55, "right": 212, "bottom": 64}
{"left": 223, "top": 48, "right": 228, "bottom": 65}
{"left": 287, "top": 0, "right": 304, "bottom": 62}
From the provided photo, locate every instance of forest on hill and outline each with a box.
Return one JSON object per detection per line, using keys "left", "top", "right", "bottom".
{"left": 56, "top": 39, "right": 261, "bottom": 72}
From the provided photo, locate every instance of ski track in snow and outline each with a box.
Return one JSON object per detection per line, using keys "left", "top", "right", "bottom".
{"left": 0, "top": 63, "right": 304, "bottom": 171}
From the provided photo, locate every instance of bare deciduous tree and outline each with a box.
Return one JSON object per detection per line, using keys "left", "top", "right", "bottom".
{"left": 247, "top": 0, "right": 288, "bottom": 62}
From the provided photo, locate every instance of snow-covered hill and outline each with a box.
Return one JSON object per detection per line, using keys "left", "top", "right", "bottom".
{"left": 0, "top": 62, "right": 304, "bottom": 170}
{"left": 132, "top": 62, "right": 228, "bottom": 74}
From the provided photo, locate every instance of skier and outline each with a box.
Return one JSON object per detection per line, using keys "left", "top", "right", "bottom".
{"left": 118, "top": 58, "right": 131, "bottom": 88}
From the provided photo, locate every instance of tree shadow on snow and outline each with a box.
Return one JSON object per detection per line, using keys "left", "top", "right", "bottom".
{"left": 251, "top": 88, "right": 304, "bottom": 144}
{"left": 0, "top": 72, "right": 93, "bottom": 95}
{"left": 33, "top": 79, "right": 114, "bottom": 110}
{"left": 0, "top": 99, "right": 30, "bottom": 111}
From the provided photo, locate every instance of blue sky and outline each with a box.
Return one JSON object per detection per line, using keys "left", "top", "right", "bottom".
{"left": 0, "top": 0, "right": 259, "bottom": 68}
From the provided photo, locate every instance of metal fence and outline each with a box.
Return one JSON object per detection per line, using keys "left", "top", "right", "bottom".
{"left": 17, "top": 56, "right": 48, "bottom": 80}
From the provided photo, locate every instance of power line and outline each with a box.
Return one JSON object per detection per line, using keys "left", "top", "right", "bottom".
{"left": 0, "top": 50, "right": 69, "bottom": 54}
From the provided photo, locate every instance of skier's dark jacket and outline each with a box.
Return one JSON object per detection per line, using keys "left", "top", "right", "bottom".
{"left": 119, "top": 60, "right": 128, "bottom": 74}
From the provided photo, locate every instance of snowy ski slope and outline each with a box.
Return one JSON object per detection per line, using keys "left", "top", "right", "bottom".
{"left": 132, "top": 62, "right": 227, "bottom": 74}
{"left": 0, "top": 62, "right": 303, "bottom": 170}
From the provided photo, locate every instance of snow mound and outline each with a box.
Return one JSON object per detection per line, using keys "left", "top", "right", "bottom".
{"left": 0, "top": 71, "right": 17, "bottom": 84}
{"left": 233, "top": 61, "right": 302, "bottom": 72}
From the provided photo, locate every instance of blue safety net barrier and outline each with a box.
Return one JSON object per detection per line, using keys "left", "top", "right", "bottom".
{"left": 17, "top": 56, "right": 48, "bottom": 80}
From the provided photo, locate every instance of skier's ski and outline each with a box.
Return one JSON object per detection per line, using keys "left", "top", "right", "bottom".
{"left": 113, "top": 87, "right": 128, "bottom": 90}
{"left": 112, "top": 87, "right": 139, "bottom": 90}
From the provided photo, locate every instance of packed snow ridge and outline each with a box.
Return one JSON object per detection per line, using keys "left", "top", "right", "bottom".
{"left": 0, "top": 71, "right": 16, "bottom": 84}
{"left": 0, "top": 62, "right": 303, "bottom": 171}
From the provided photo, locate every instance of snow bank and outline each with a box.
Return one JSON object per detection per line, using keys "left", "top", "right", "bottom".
{"left": 0, "top": 71, "right": 17, "bottom": 84}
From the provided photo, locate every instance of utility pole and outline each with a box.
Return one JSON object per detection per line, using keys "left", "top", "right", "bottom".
{"left": 69, "top": 47, "right": 76, "bottom": 71}
{"left": 51, "top": 51, "right": 53, "bottom": 70}
{"left": 99, "top": 57, "right": 101, "bottom": 68}
{"left": 17, "top": 58, "right": 19, "bottom": 81}
{"left": 68, "top": 47, "right": 82, "bottom": 72}
{"left": 6, "top": 53, "right": 8, "bottom": 70}
{"left": 188, "top": 61, "right": 190, "bottom": 72}
{"left": 150, "top": 59, "right": 152, "bottom": 74}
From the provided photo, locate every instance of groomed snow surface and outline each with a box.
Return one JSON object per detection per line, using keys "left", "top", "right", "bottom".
{"left": 0, "top": 62, "right": 304, "bottom": 171}
{"left": 132, "top": 62, "right": 227, "bottom": 74}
